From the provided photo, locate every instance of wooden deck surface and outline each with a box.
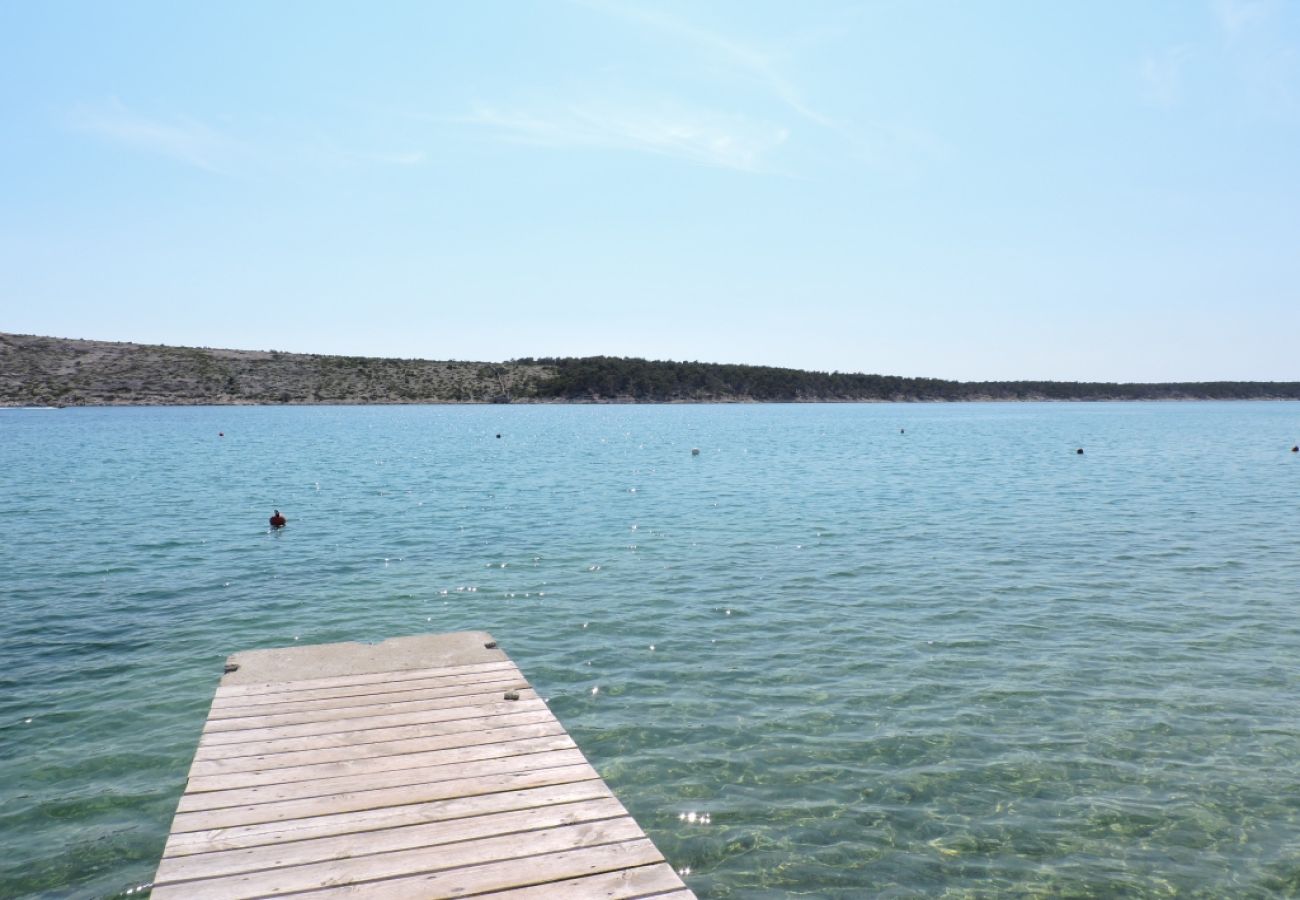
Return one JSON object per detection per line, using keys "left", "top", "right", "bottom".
{"left": 153, "top": 632, "right": 694, "bottom": 899}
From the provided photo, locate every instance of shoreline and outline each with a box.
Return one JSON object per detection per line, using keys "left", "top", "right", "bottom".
{"left": 5, "top": 395, "right": 1300, "bottom": 409}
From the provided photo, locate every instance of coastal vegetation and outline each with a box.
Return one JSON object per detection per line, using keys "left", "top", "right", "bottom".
{"left": 525, "top": 356, "right": 1300, "bottom": 401}
{"left": 3, "top": 332, "right": 1298, "bottom": 406}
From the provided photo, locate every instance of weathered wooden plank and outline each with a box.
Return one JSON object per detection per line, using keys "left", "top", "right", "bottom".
{"left": 204, "top": 678, "right": 531, "bottom": 730}
{"left": 191, "top": 705, "right": 555, "bottom": 762}
{"left": 169, "top": 762, "right": 602, "bottom": 833}
{"left": 475, "top": 863, "right": 691, "bottom": 899}
{"left": 198, "top": 694, "right": 542, "bottom": 747}
{"left": 209, "top": 663, "right": 524, "bottom": 709}
{"left": 209, "top": 671, "right": 529, "bottom": 718}
{"left": 152, "top": 817, "right": 649, "bottom": 899}
{"left": 187, "top": 731, "right": 576, "bottom": 793}
{"left": 209, "top": 673, "right": 529, "bottom": 718}
{"left": 155, "top": 796, "right": 630, "bottom": 885}
{"left": 157, "top": 632, "right": 694, "bottom": 899}
{"left": 163, "top": 780, "right": 616, "bottom": 857}
{"left": 215, "top": 658, "right": 520, "bottom": 699}
{"left": 188, "top": 718, "right": 567, "bottom": 778}
{"left": 257, "top": 838, "right": 670, "bottom": 900}
{"left": 178, "top": 747, "right": 589, "bottom": 813}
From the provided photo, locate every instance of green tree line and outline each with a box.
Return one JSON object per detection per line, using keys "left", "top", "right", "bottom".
{"left": 517, "top": 356, "right": 1300, "bottom": 402}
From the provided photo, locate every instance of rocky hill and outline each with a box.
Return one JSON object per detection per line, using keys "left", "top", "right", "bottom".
{"left": 3, "top": 332, "right": 1298, "bottom": 405}
{"left": 0, "top": 333, "right": 552, "bottom": 406}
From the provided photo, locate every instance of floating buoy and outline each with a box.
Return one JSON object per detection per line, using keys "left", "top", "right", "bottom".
{"left": 691, "top": 448, "right": 700, "bottom": 456}
{"left": 1076, "top": 448, "right": 1084, "bottom": 455}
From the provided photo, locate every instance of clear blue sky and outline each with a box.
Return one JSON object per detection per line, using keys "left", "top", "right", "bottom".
{"left": 2, "top": 1, "right": 1297, "bottom": 381}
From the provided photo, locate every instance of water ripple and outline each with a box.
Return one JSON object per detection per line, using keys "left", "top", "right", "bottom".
{"left": 1, "top": 403, "right": 1299, "bottom": 897}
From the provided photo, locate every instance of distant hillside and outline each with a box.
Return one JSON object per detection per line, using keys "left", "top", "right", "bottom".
{"left": 0, "top": 333, "right": 551, "bottom": 406}
{"left": 3, "top": 332, "right": 1299, "bottom": 406}
{"left": 526, "top": 356, "right": 1300, "bottom": 402}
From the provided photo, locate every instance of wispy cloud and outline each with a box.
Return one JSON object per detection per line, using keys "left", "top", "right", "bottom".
{"left": 1140, "top": 46, "right": 1193, "bottom": 108}
{"left": 68, "top": 100, "right": 432, "bottom": 174}
{"left": 1211, "top": 0, "right": 1276, "bottom": 34}
{"left": 67, "top": 100, "right": 240, "bottom": 173}
{"left": 567, "top": 0, "right": 946, "bottom": 171}
{"left": 574, "top": 0, "right": 835, "bottom": 129}
{"left": 462, "top": 101, "right": 789, "bottom": 173}
{"left": 366, "top": 150, "right": 427, "bottom": 166}
{"left": 1208, "top": 0, "right": 1296, "bottom": 115}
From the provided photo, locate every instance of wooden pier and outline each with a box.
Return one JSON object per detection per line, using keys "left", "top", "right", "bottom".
{"left": 153, "top": 632, "right": 694, "bottom": 899}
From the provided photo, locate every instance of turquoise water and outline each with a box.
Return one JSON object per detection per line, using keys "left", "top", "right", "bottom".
{"left": 2, "top": 402, "right": 1299, "bottom": 898}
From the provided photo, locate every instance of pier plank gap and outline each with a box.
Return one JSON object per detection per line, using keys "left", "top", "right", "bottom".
{"left": 154, "top": 631, "right": 694, "bottom": 899}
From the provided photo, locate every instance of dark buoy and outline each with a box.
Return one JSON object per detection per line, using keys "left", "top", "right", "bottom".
{"left": 269, "top": 509, "right": 286, "bottom": 529}
{"left": 691, "top": 447, "right": 700, "bottom": 456}
{"left": 1076, "top": 448, "right": 1084, "bottom": 455}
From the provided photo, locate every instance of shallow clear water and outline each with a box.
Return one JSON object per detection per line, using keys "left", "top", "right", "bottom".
{"left": 2, "top": 403, "right": 1299, "bottom": 898}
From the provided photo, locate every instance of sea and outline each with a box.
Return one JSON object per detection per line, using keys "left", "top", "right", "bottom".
{"left": 1, "top": 402, "right": 1298, "bottom": 898}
